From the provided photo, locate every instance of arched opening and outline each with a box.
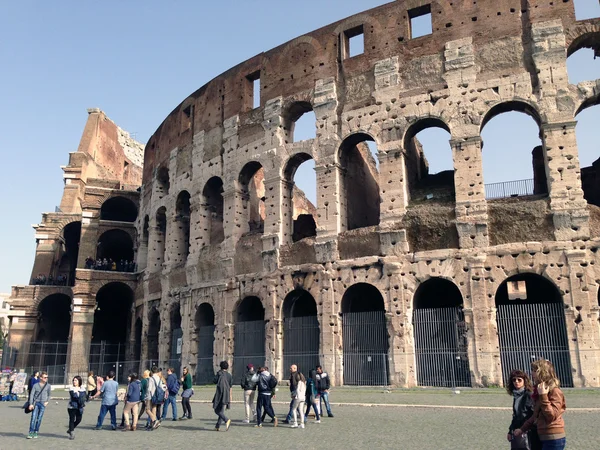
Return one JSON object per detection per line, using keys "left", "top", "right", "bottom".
{"left": 283, "top": 289, "right": 320, "bottom": 374}
{"left": 153, "top": 207, "right": 167, "bottom": 270}
{"left": 169, "top": 304, "right": 183, "bottom": 376}
{"left": 283, "top": 153, "right": 317, "bottom": 243}
{"left": 90, "top": 282, "right": 134, "bottom": 381}
{"left": 134, "top": 318, "right": 142, "bottom": 362}
{"left": 156, "top": 166, "right": 170, "bottom": 196}
{"left": 195, "top": 303, "right": 215, "bottom": 384}
{"left": 481, "top": 102, "right": 545, "bottom": 199}
{"left": 174, "top": 191, "right": 191, "bottom": 265}
{"left": 412, "top": 278, "right": 471, "bottom": 387}
{"left": 339, "top": 133, "right": 380, "bottom": 231}
{"left": 495, "top": 273, "right": 573, "bottom": 387}
{"left": 239, "top": 162, "right": 265, "bottom": 234}
{"left": 100, "top": 196, "right": 138, "bottom": 222}
{"left": 404, "top": 119, "right": 454, "bottom": 202}
{"left": 283, "top": 101, "right": 316, "bottom": 143}
{"left": 202, "top": 177, "right": 225, "bottom": 246}
{"left": 138, "top": 215, "right": 150, "bottom": 271}
{"left": 576, "top": 104, "right": 600, "bottom": 207}
{"left": 147, "top": 308, "right": 161, "bottom": 365}
{"left": 341, "top": 283, "right": 389, "bottom": 385}
{"left": 97, "top": 229, "right": 134, "bottom": 270}
{"left": 30, "top": 294, "right": 71, "bottom": 378}
{"left": 54, "top": 221, "right": 81, "bottom": 286}
{"left": 233, "top": 296, "right": 265, "bottom": 380}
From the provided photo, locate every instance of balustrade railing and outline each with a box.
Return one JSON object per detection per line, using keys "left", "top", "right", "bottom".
{"left": 485, "top": 178, "right": 536, "bottom": 199}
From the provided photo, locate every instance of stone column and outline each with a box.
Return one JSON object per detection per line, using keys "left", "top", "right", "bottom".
{"left": 321, "top": 265, "right": 343, "bottom": 386}
{"left": 6, "top": 314, "right": 36, "bottom": 369}
{"left": 541, "top": 121, "right": 590, "bottom": 241}
{"left": 221, "top": 186, "right": 245, "bottom": 260}
{"left": 451, "top": 137, "right": 489, "bottom": 249}
{"left": 314, "top": 160, "right": 342, "bottom": 263}
{"left": 68, "top": 300, "right": 94, "bottom": 378}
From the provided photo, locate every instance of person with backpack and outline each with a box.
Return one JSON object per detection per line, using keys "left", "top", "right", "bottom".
{"left": 93, "top": 370, "right": 119, "bottom": 430}
{"left": 145, "top": 366, "right": 166, "bottom": 430}
{"left": 255, "top": 366, "right": 278, "bottom": 428}
{"left": 241, "top": 363, "right": 258, "bottom": 423}
{"left": 213, "top": 361, "right": 233, "bottom": 431}
{"left": 161, "top": 367, "right": 180, "bottom": 421}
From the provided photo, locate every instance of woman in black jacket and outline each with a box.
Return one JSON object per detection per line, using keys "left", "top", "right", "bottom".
{"left": 67, "top": 376, "right": 86, "bottom": 440}
{"left": 506, "top": 370, "right": 539, "bottom": 450}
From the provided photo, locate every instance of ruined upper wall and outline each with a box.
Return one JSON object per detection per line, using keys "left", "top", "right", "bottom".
{"left": 141, "top": 0, "right": 587, "bottom": 189}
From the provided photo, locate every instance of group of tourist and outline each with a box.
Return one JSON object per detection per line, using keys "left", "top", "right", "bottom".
{"left": 31, "top": 273, "right": 68, "bottom": 285}
{"left": 84, "top": 257, "right": 136, "bottom": 272}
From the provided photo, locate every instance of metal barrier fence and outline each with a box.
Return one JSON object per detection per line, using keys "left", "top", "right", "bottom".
{"left": 485, "top": 178, "right": 535, "bottom": 199}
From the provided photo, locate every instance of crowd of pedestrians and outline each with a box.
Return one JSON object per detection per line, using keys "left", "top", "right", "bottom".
{"left": 84, "top": 256, "right": 136, "bottom": 272}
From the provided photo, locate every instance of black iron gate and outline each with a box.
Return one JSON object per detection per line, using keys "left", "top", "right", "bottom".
{"left": 413, "top": 307, "right": 471, "bottom": 387}
{"left": 342, "top": 311, "right": 389, "bottom": 386}
{"left": 170, "top": 328, "right": 183, "bottom": 376}
{"left": 196, "top": 325, "right": 215, "bottom": 384}
{"left": 283, "top": 315, "right": 320, "bottom": 375}
{"left": 233, "top": 320, "right": 265, "bottom": 380}
{"left": 497, "top": 302, "right": 573, "bottom": 387}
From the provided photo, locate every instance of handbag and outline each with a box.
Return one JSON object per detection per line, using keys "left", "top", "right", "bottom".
{"left": 23, "top": 382, "right": 48, "bottom": 414}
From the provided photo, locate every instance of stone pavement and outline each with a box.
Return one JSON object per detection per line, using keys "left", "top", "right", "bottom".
{"left": 1, "top": 389, "right": 599, "bottom": 449}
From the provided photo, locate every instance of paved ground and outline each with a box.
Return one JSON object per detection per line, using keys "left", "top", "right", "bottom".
{"left": 1, "top": 389, "right": 598, "bottom": 449}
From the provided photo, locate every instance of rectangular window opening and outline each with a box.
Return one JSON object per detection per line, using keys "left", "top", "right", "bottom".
{"left": 409, "top": 4, "right": 432, "bottom": 39}
{"left": 246, "top": 71, "right": 261, "bottom": 109}
{"left": 343, "top": 25, "right": 364, "bottom": 59}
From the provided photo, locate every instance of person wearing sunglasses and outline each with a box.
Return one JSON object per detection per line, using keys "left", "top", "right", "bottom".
{"left": 26, "top": 372, "right": 51, "bottom": 439}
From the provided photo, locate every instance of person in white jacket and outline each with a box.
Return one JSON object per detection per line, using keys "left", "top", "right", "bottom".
{"left": 291, "top": 371, "right": 307, "bottom": 429}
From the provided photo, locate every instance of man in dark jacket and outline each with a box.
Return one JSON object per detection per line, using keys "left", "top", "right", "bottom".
{"left": 316, "top": 365, "right": 333, "bottom": 417}
{"left": 255, "top": 366, "right": 277, "bottom": 428}
{"left": 161, "top": 368, "right": 179, "bottom": 421}
{"left": 283, "top": 364, "right": 300, "bottom": 424}
{"left": 241, "top": 364, "right": 258, "bottom": 423}
{"left": 213, "top": 361, "right": 232, "bottom": 431}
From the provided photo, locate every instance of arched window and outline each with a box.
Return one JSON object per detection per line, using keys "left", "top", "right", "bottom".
{"left": 156, "top": 166, "right": 170, "bottom": 196}
{"left": 233, "top": 296, "right": 265, "bottom": 380}
{"left": 55, "top": 221, "right": 81, "bottom": 286}
{"left": 147, "top": 308, "right": 161, "bottom": 364}
{"left": 283, "top": 153, "right": 317, "bottom": 243}
{"left": 97, "top": 229, "right": 134, "bottom": 265}
{"left": 100, "top": 196, "right": 138, "bottom": 222}
{"left": 339, "top": 133, "right": 380, "bottom": 231}
{"left": 283, "top": 289, "right": 319, "bottom": 374}
{"left": 239, "top": 162, "right": 265, "bottom": 234}
{"left": 152, "top": 207, "right": 167, "bottom": 270}
{"left": 195, "top": 303, "right": 215, "bottom": 384}
{"left": 174, "top": 191, "right": 191, "bottom": 264}
{"left": 169, "top": 304, "right": 183, "bottom": 375}
{"left": 202, "top": 177, "right": 224, "bottom": 246}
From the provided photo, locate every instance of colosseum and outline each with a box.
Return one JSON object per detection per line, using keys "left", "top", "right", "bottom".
{"left": 4, "top": 0, "right": 600, "bottom": 388}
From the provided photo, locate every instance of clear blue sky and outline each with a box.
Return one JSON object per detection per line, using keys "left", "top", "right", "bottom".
{"left": 0, "top": 1, "right": 598, "bottom": 293}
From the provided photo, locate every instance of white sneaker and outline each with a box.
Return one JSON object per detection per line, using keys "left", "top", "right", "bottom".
{"left": 315, "top": 420, "right": 321, "bottom": 424}
{"left": 243, "top": 419, "right": 250, "bottom": 423}
{"left": 291, "top": 423, "right": 298, "bottom": 428}
{"left": 300, "top": 423, "right": 305, "bottom": 429}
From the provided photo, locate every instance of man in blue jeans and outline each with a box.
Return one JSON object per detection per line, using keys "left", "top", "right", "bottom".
{"left": 161, "top": 367, "right": 179, "bottom": 421}
{"left": 316, "top": 365, "right": 334, "bottom": 417}
{"left": 93, "top": 370, "right": 119, "bottom": 430}
{"left": 27, "top": 371, "right": 51, "bottom": 439}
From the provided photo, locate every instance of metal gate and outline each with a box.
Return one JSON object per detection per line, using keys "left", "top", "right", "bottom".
{"left": 283, "top": 315, "right": 320, "bottom": 375}
{"left": 196, "top": 325, "right": 215, "bottom": 384}
{"left": 342, "top": 311, "right": 389, "bottom": 386}
{"left": 89, "top": 342, "right": 129, "bottom": 383}
{"left": 497, "top": 302, "right": 573, "bottom": 387}
{"left": 233, "top": 320, "right": 265, "bottom": 380}
{"left": 170, "top": 328, "right": 183, "bottom": 376}
{"left": 413, "top": 307, "right": 471, "bottom": 387}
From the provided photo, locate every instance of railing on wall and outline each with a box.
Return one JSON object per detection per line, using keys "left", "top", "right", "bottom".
{"left": 485, "top": 178, "right": 535, "bottom": 199}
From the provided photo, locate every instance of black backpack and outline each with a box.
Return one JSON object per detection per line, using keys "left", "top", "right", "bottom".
{"left": 268, "top": 375, "right": 278, "bottom": 390}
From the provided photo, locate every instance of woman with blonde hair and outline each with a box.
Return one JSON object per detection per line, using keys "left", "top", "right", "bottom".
{"left": 514, "top": 359, "right": 566, "bottom": 450}
{"left": 86, "top": 371, "right": 97, "bottom": 401}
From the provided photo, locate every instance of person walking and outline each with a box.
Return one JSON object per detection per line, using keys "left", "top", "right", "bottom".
{"left": 283, "top": 364, "right": 300, "bottom": 425}
{"left": 180, "top": 366, "right": 193, "bottom": 420}
{"left": 87, "top": 371, "right": 97, "bottom": 401}
{"left": 506, "top": 370, "right": 538, "bottom": 450}
{"left": 514, "top": 359, "right": 567, "bottom": 450}
{"left": 93, "top": 370, "right": 119, "bottom": 430}
{"left": 67, "top": 375, "right": 86, "bottom": 440}
{"left": 256, "top": 366, "right": 278, "bottom": 428}
{"left": 145, "top": 366, "right": 165, "bottom": 430}
{"left": 213, "top": 361, "right": 232, "bottom": 431}
{"left": 161, "top": 368, "right": 180, "bottom": 421}
{"left": 138, "top": 370, "right": 151, "bottom": 428}
{"left": 241, "top": 363, "right": 258, "bottom": 423}
{"left": 26, "top": 371, "right": 51, "bottom": 439}
{"left": 304, "top": 369, "right": 321, "bottom": 424}
{"left": 316, "top": 365, "right": 334, "bottom": 417}
{"left": 290, "top": 371, "right": 307, "bottom": 429}
{"left": 123, "top": 372, "right": 142, "bottom": 431}
{"left": 27, "top": 371, "right": 40, "bottom": 395}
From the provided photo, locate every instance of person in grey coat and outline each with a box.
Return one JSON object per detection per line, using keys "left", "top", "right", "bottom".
{"left": 213, "top": 361, "right": 233, "bottom": 431}
{"left": 27, "top": 371, "right": 52, "bottom": 439}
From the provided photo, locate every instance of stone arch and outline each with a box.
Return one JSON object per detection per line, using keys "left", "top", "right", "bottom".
{"left": 35, "top": 293, "right": 71, "bottom": 341}
{"left": 168, "top": 302, "right": 183, "bottom": 374}
{"left": 495, "top": 273, "right": 573, "bottom": 387}
{"left": 153, "top": 206, "right": 167, "bottom": 269}
{"left": 341, "top": 283, "right": 389, "bottom": 385}
{"left": 173, "top": 190, "right": 191, "bottom": 265}
{"left": 282, "top": 152, "right": 317, "bottom": 243}
{"left": 412, "top": 277, "right": 471, "bottom": 387}
{"left": 97, "top": 229, "right": 134, "bottom": 264}
{"left": 147, "top": 307, "right": 161, "bottom": 364}
{"left": 100, "top": 196, "right": 138, "bottom": 222}
{"left": 202, "top": 176, "right": 225, "bottom": 247}
{"left": 338, "top": 133, "right": 380, "bottom": 231}
{"left": 54, "top": 220, "right": 81, "bottom": 286}
{"left": 282, "top": 289, "right": 320, "bottom": 374}
{"left": 238, "top": 161, "right": 266, "bottom": 234}
{"left": 156, "top": 166, "right": 170, "bottom": 196}
{"left": 233, "top": 296, "right": 266, "bottom": 379}
{"left": 566, "top": 28, "right": 600, "bottom": 58}
{"left": 195, "top": 302, "right": 216, "bottom": 384}
{"left": 480, "top": 100, "right": 543, "bottom": 131}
